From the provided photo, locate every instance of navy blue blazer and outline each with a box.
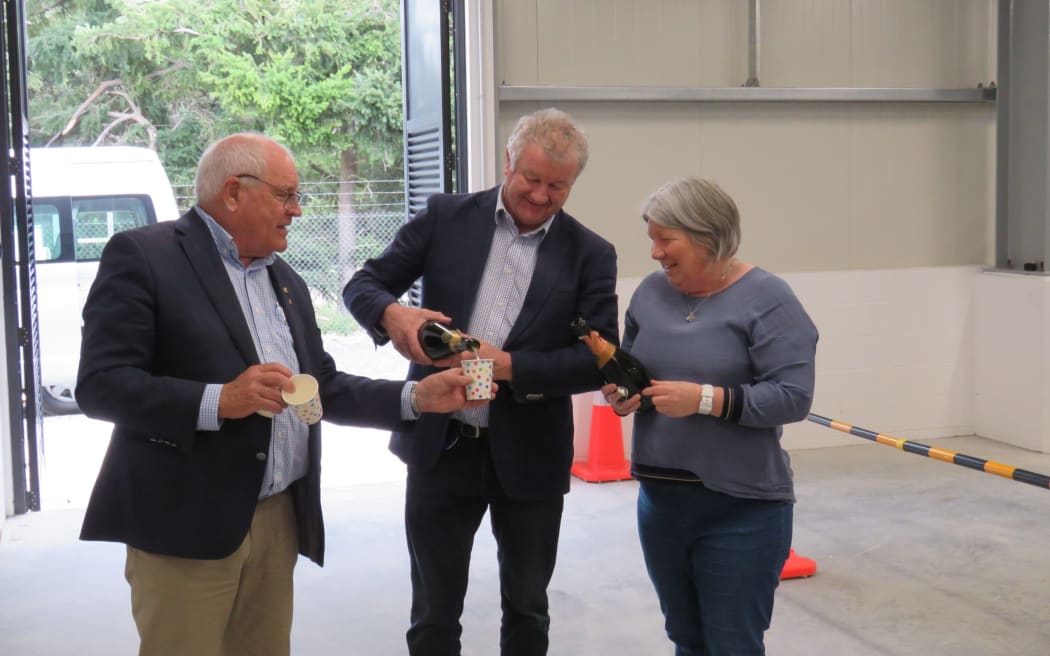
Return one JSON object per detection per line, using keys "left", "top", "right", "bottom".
{"left": 77, "top": 209, "right": 410, "bottom": 565}
{"left": 343, "top": 187, "right": 619, "bottom": 498}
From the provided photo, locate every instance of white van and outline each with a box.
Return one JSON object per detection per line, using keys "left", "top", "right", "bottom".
{"left": 31, "top": 146, "right": 180, "bottom": 415}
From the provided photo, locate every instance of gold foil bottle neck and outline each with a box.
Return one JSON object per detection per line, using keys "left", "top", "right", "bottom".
{"left": 594, "top": 338, "right": 615, "bottom": 367}
{"left": 581, "top": 330, "right": 615, "bottom": 367}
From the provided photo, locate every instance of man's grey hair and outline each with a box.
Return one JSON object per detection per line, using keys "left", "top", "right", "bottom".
{"left": 506, "top": 108, "right": 589, "bottom": 176}
{"left": 194, "top": 132, "right": 293, "bottom": 203}
{"left": 641, "top": 177, "right": 741, "bottom": 261}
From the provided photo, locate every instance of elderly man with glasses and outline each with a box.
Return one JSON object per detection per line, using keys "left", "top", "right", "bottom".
{"left": 75, "top": 132, "right": 490, "bottom": 656}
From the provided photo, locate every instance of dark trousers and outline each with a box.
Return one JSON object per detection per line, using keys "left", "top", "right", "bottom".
{"left": 404, "top": 430, "right": 564, "bottom": 656}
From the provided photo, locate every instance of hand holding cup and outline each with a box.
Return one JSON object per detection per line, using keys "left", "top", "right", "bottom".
{"left": 414, "top": 367, "right": 496, "bottom": 414}
{"left": 461, "top": 357, "right": 495, "bottom": 401}
{"left": 281, "top": 373, "right": 323, "bottom": 425}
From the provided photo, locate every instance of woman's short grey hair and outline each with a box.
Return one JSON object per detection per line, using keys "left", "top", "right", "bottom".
{"left": 641, "top": 177, "right": 741, "bottom": 261}
{"left": 194, "top": 132, "right": 292, "bottom": 203}
{"left": 506, "top": 108, "right": 589, "bottom": 177}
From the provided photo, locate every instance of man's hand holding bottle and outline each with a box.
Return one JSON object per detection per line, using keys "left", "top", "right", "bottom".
{"left": 380, "top": 301, "right": 511, "bottom": 384}
{"left": 421, "top": 323, "right": 512, "bottom": 382}
{"left": 380, "top": 302, "right": 452, "bottom": 364}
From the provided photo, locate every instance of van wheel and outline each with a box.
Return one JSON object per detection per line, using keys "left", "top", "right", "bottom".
{"left": 41, "top": 385, "right": 81, "bottom": 416}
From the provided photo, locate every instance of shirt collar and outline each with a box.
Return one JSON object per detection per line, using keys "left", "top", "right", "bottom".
{"left": 495, "top": 185, "right": 555, "bottom": 239}
{"left": 196, "top": 206, "right": 275, "bottom": 270}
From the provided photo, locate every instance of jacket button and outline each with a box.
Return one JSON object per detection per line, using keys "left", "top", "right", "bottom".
{"left": 256, "top": 452, "right": 267, "bottom": 461}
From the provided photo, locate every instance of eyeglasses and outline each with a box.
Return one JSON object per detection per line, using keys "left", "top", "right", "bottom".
{"left": 236, "top": 174, "right": 306, "bottom": 209}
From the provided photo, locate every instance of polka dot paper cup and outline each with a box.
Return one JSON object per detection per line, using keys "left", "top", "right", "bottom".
{"left": 282, "top": 373, "right": 323, "bottom": 425}
{"left": 461, "top": 358, "right": 494, "bottom": 401}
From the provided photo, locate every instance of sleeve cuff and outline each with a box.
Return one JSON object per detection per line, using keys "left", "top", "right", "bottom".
{"left": 401, "top": 380, "right": 421, "bottom": 420}
{"left": 198, "top": 384, "right": 223, "bottom": 431}
{"left": 720, "top": 385, "right": 744, "bottom": 422}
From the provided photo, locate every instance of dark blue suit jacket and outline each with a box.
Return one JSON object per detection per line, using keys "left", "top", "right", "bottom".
{"left": 343, "top": 187, "right": 619, "bottom": 498}
{"left": 77, "top": 209, "right": 410, "bottom": 565}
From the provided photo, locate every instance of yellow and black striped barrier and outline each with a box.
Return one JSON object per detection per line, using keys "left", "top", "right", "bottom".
{"left": 807, "top": 413, "right": 1050, "bottom": 490}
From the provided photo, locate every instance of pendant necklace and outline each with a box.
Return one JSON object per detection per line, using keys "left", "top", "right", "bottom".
{"left": 685, "top": 296, "right": 706, "bottom": 322}
{"left": 684, "top": 258, "right": 736, "bottom": 322}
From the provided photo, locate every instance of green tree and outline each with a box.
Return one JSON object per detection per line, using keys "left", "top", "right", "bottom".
{"left": 27, "top": 0, "right": 405, "bottom": 302}
{"left": 28, "top": 0, "right": 402, "bottom": 174}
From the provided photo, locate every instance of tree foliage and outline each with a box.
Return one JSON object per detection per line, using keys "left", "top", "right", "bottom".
{"left": 26, "top": 0, "right": 403, "bottom": 184}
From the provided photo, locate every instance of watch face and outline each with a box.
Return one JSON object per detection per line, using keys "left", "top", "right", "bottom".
{"left": 699, "top": 385, "right": 714, "bottom": 415}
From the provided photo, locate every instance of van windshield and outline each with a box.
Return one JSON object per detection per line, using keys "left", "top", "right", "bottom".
{"left": 73, "top": 196, "right": 153, "bottom": 260}
{"left": 33, "top": 195, "right": 156, "bottom": 263}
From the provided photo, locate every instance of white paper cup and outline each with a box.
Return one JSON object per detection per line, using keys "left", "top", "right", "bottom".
{"left": 461, "top": 358, "right": 494, "bottom": 401}
{"left": 282, "top": 373, "right": 323, "bottom": 425}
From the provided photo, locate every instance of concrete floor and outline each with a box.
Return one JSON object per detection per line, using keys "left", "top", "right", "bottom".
{"left": 3, "top": 338, "right": 1050, "bottom": 654}
{"left": 2, "top": 428, "right": 1050, "bottom": 655}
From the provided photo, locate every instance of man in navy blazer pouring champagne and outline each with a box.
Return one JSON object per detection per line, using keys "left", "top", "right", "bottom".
{"left": 343, "top": 108, "right": 619, "bottom": 655}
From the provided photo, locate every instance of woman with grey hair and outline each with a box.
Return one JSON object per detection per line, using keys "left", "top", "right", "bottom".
{"left": 606, "top": 177, "right": 818, "bottom": 655}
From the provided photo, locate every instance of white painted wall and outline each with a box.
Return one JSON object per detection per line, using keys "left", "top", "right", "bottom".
{"left": 974, "top": 271, "right": 1050, "bottom": 453}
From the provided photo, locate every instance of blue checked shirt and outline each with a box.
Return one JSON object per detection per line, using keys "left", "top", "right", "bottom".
{"left": 195, "top": 209, "right": 308, "bottom": 499}
{"left": 457, "top": 188, "right": 553, "bottom": 428}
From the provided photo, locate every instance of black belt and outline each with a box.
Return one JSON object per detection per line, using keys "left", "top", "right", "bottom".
{"left": 448, "top": 419, "right": 488, "bottom": 439}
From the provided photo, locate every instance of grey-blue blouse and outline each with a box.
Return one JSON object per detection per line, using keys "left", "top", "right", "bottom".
{"left": 624, "top": 267, "right": 818, "bottom": 502}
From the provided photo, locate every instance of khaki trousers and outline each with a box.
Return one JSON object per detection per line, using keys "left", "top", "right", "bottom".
{"left": 124, "top": 490, "right": 299, "bottom": 656}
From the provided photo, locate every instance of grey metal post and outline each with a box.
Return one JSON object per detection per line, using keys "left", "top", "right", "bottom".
{"left": 997, "top": 0, "right": 1050, "bottom": 271}
{"left": 745, "top": 0, "right": 760, "bottom": 87}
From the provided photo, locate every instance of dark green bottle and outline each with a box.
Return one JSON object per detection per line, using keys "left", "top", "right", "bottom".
{"left": 571, "top": 316, "right": 653, "bottom": 412}
{"left": 418, "top": 321, "right": 481, "bottom": 360}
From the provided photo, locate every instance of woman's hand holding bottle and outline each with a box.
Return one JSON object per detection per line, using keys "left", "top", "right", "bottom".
{"left": 602, "top": 382, "right": 643, "bottom": 416}
{"left": 643, "top": 380, "right": 705, "bottom": 418}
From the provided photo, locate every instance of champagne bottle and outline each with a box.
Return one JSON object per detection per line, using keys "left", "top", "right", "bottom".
{"left": 571, "top": 316, "right": 653, "bottom": 412}
{"left": 417, "top": 320, "right": 481, "bottom": 360}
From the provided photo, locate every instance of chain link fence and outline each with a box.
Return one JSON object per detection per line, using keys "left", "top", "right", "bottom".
{"left": 173, "top": 179, "right": 407, "bottom": 334}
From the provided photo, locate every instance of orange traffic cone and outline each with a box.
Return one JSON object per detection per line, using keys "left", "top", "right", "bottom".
{"left": 572, "top": 392, "right": 632, "bottom": 482}
{"left": 780, "top": 549, "right": 817, "bottom": 580}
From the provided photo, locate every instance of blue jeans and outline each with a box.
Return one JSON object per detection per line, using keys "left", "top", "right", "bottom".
{"left": 637, "top": 479, "right": 792, "bottom": 656}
